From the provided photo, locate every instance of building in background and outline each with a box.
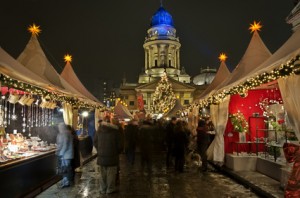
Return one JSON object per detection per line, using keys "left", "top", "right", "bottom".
{"left": 119, "top": 5, "right": 216, "bottom": 113}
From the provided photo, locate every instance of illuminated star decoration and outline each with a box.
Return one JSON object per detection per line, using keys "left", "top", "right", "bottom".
{"left": 249, "top": 21, "right": 262, "bottom": 33}
{"left": 28, "top": 24, "right": 41, "bottom": 36}
{"left": 218, "top": 53, "right": 227, "bottom": 62}
{"left": 64, "top": 54, "right": 72, "bottom": 63}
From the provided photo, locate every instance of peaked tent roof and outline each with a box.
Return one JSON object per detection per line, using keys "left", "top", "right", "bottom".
{"left": 17, "top": 35, "right": 92, "bottom": 101}
{"left": 222, "top": 3, "right": 300, "bottom": 89}
{"left": 0, "top": 47, "right": 61, "bottom": 91}
{"left": 114, "top": 102, "right": 133, "bottom": 119}
{"left": 229, "top": 27, "right": 300, "bottom": 87}
{"left": 195, "top": 61, "right": 230, "bottom": 101}
{"left": 61, "top": 61, "right": 102, "bottom": 104}
{"left": 213, "top": 31, "right": 272, "bottom": 94}
{"left": 164, "top": 99, "right": 183, "bottom": 118}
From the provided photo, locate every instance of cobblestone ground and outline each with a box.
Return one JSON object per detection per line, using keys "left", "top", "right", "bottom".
{"left": 37, "top": 153, "right": 258, "bottom": 198}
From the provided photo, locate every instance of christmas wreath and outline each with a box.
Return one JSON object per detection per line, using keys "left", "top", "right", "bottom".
{"left": 229, "top": 112, "right": 249, "bottom": 133}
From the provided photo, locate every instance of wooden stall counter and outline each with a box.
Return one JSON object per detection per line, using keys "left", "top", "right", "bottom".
{"left": 0, "top": 149, "right": 59, "bottom": 198}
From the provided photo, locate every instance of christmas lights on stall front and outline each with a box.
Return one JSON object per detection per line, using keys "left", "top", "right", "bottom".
{"left": 183, "top": 21, "right": 300, "bottom": 114}
{"left": 0, "top": 24, "right": 107, "bottom": 111}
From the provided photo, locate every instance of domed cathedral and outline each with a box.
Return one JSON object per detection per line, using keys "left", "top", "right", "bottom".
{"left": 138, "top": 6, "right": 191, "bottom": 83}
{"left": 119, "top": 4, "right": 213, "bottom": 113}
{"left": 193, "top": 67, "right": 217, "bottom": 85}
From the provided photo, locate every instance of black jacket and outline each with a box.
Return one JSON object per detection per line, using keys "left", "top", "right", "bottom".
{"left": 94, "top": 122, "right": 122, "bottom": 166}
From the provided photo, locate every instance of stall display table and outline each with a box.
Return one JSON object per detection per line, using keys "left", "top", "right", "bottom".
{"left": 0, "top": 149, "right": 58, "bottom": 197}
{"left": 232, "top": 141, "right": 266, "bottom": 156}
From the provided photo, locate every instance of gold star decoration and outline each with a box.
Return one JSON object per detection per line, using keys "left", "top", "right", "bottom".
{"left": 64, "top": 54, "right": 72, "bottom": 63}
{"left": 28, "top": 24, "right": 41, "bottom": 36}
{"left": 249, "top": 21, "right": 262, "bottom": 33}
{"left": 219, "top": 53, "right": 227, "bottom": 62}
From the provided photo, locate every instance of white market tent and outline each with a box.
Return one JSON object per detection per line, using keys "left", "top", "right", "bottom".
{"left": 195, "top": 60, "right": 230, "bottom": 101}
{"left": 114, "top": 101, "right": 133, "bottom": 120}
{"left": 217, "top": 4, "right": 300, "bottom": 141}
{"left": 205, "top": 27, "right": 273, "bottom": 163}
{"left": 0, "top": 47, "right": 55, "bottom": 91}
{"left": 17, "top": 33, "right": 103, "bottom": 127}
{"left": 17, "top": 34, "right": 89, "bottom": 100}
{"left": 164, "top": 99, "right": 183, "bottom": 118}
{"left": 61, "top": 61, "right": 101, "bottom": 104}
{"left": 61, "top": 61, "right": 105, "bottom": 129}
{"left": 211, "top": 30, "right": 272, "bottom": 97}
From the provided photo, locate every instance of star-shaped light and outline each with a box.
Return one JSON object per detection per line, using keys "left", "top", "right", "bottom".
{"left": 249, "top": 21, "right": 262, "bottom": 33}
{"left": 219, "top": 53, "right": 227, "bottom": 62}
{"left": 64, "top": 54, "right": 72, "bottom": 63}
{"left": 28, "top": 24, "right": 41, "bottom": 36}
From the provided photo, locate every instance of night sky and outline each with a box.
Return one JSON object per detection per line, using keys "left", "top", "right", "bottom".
{"left": 0, "top": 0, "right": 295, "bottom": 94}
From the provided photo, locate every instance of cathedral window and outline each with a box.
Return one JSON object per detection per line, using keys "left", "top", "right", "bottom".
{"left": 184, "top": 100, "right": 189, "bottom": 105}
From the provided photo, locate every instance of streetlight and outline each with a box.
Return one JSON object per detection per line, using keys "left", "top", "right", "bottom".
{"left": 81, "top": 111, "right": 89, "bottom": 136}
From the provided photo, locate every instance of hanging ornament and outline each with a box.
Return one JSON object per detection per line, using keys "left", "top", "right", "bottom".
{"left": 3, "top": 97, "right": 7, "bottom": 127}
{"left": 8, "top": 102, "right": 11, "bottom": 125}
{"left": 22, "top": 106, "right": 26, "bottom": 133}
{"left": 11, "top": 103, "right": 17, "bottom": 121}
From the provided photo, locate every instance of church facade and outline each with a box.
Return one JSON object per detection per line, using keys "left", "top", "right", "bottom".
{"left": 119, "top": 5, "right": 212, "bottom": 113}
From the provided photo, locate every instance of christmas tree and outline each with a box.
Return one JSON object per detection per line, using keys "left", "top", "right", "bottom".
{"left": 151, "top": 72, "right": 177, "bottom": 115}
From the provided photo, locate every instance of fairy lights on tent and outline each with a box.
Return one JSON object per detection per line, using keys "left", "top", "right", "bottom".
{"left": 17, "top": 24, "right": 106, "bottom": 110}
{"left": 0, "top": 73, "right": 107, "bottom": 110}
{"left": 195, "top": 54, "right": 300, "bottom": 109}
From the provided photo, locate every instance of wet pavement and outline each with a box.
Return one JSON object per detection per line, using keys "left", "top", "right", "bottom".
{"left": 37, "top": 152, "right": 260, "bottom": 198}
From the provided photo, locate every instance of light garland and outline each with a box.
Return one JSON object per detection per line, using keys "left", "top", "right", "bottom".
{"left": 0, "top": 73, "right": 106, "bottom": 110}
{"left": 194, "top": 55, "right": 300, "bottom": 109}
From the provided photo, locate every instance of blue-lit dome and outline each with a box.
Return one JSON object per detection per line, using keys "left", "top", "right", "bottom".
{"left": 150, "top": 6, "right": 174, "bottom": 27}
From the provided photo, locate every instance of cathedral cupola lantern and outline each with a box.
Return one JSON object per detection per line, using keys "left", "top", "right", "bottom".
{"left": 139, "top": 5, "right": 190, "bottom": 84}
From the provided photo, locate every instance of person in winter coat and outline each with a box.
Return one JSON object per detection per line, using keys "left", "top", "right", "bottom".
{"left": 67, "top": 125, "right": 80, "bottom": 180}
{"left": 173, "top": 120, "right": 189, "bottom": 172}
{"left": 165, "top": 117, "right": 177, "bottom": 168}
{"left": 124, "top": 119, "right": 139, "bottom": 166}
{"left": 56, "top": 123, "right": 74, "bottom": 188}
{"left": 94, "top": 117, "right": 122, "bottom": 194}
{"left": 196, "top": 119, "right": 210, "bottom": 172}
{"left": 139, "top": 120, "right": 154, "bottom": 174}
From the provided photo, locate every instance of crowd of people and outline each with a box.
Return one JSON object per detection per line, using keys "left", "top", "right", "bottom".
{"left": 56, "top": 115, "right": 215, "bottom": 194}
{"left": 92, "top": 115, "right": 214, "bottom": 194}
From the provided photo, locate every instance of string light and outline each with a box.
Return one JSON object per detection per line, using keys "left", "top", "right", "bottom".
{"left": 0, "top": 73, "right": 106, "bottom": 110}
{"left": 190, "top": 55, "right": 300, "bottom": 112}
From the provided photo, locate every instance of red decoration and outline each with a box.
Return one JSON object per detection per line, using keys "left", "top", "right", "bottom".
{"left": 283, "top": 143, "right": 300, "bottom": 198}
{"left": 137, "top": 93, "right": 144, "bottom": 111}
{"left": 224, "top": 89, "right": 282, "bottom": 153}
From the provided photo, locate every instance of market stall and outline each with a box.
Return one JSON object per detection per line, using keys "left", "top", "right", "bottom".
{"left": 0, "top": 25, "right": 105, "bottom": 197}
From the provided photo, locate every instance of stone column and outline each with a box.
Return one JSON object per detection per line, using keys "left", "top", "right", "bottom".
{"left": 145, "top": 48, "right": 148, "bottom": 70}
{"left": 157, "top": 44, "right": 160, "bottom": 67}
{"left": 166, "top": 45, "right": 169, "bottom": 67}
